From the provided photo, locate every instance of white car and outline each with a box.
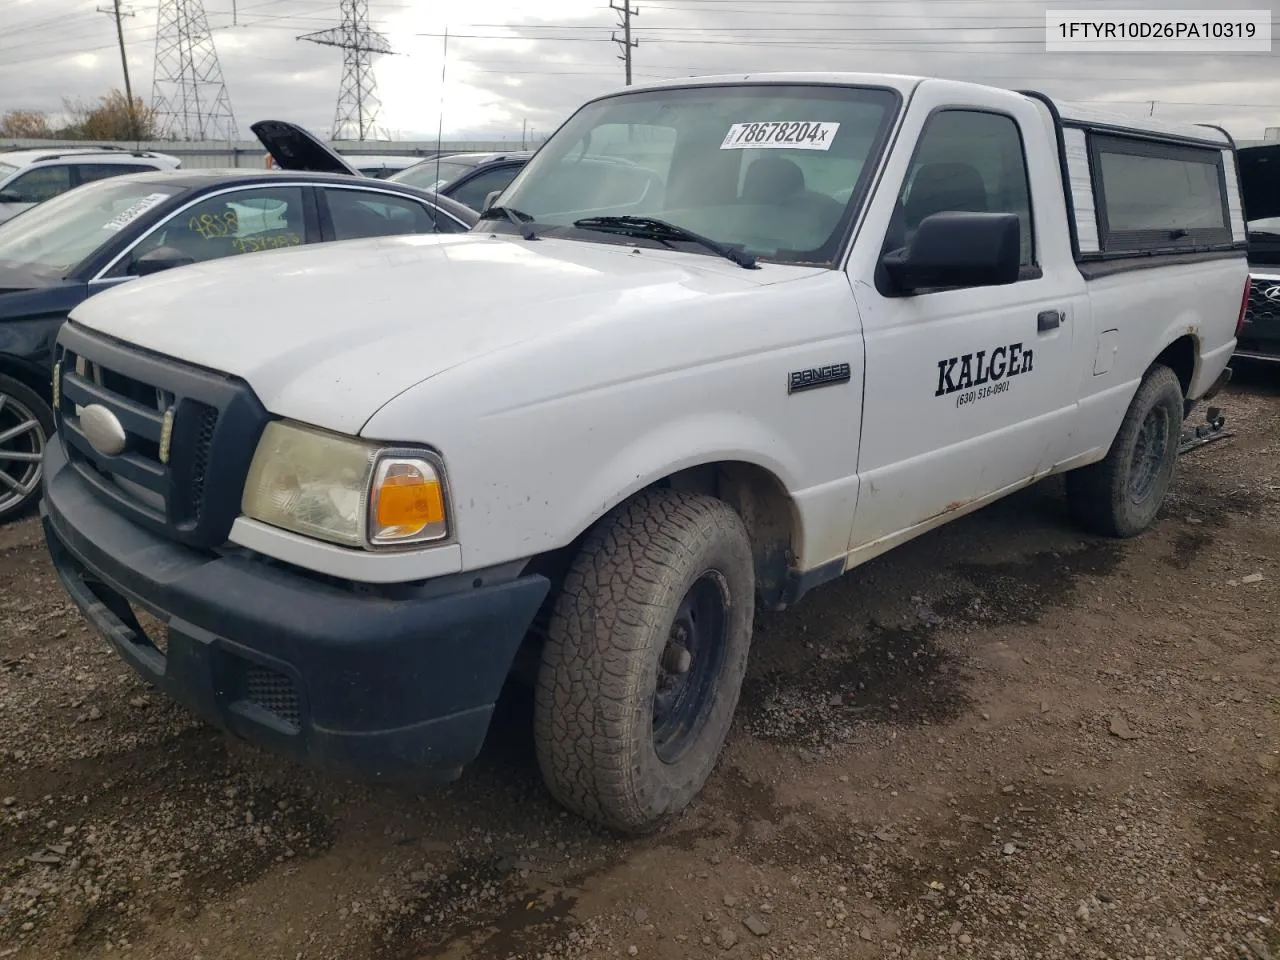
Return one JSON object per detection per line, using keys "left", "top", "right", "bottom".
{"left": 41, "top": 73, "right": 1247, "bottom": 834}
{"left": 0, "top": 147, "right": 181, "bottom": 224}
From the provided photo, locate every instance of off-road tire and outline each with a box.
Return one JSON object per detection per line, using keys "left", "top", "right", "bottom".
{"left": 1066, "top": 363, "right": 1184, "bottom": 538}
{"left": 533, "top": 488, "right": 755, "bottom": 834}
{"left": 0, "top": 374, "right": 53, "bottom": 524}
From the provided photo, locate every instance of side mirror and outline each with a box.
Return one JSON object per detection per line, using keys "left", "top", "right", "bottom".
{"left": 132, "top": 246, "right": 195, "bottom": 277}
{"left": 881, "top": 212, "right": 1020, "bottom": 294}
{"left": 0, "top": 190, "right": 24, "bottom": 204}
{"left": 482, "top": 190, "right": 503, "bottom": 213}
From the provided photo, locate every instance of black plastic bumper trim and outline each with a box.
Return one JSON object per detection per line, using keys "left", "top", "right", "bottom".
{"left": 41, "top": 437, "right": 549, "bottom": 783}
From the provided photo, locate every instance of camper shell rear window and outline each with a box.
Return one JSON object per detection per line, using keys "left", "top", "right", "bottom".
{"left": 1089, "top": 134, "right": 1233, "bottom": 255}
{"left": 1052, "top": 114, "right": 1243, "bottom": 264}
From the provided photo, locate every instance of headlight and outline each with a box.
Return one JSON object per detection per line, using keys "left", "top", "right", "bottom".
{"left": 241, "top": 420, "right": 450, "bottom": 549}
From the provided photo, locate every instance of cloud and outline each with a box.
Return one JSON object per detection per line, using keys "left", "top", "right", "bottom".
{"left": 0, "top": 0, "right": 1275, "bottom": 142}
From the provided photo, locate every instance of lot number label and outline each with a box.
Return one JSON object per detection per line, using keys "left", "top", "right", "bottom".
{"left": 720, "top": 121, "right": 840, "bottom": 151}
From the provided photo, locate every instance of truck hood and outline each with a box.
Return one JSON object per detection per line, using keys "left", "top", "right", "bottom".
{"left": 67, "top": 232, "right": 822, "bottom": 435}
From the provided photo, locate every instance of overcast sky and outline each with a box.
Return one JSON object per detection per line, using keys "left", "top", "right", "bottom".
{"left": 1, "top": 0, "right": 1276, "bottom": 143}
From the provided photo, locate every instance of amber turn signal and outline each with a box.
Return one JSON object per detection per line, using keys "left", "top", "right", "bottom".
{"left": 369, "top": 457, "right": 448, "bottom": 544}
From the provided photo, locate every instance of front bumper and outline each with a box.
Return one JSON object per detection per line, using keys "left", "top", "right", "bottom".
{"left": 41, "top": 437, "right": 549, "bottom": 783}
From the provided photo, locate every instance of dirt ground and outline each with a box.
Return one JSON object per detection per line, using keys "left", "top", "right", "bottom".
{"left": 1, "top": 367, "right": 1278, "bottom": 960}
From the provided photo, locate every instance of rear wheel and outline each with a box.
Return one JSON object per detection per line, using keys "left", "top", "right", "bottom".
{"left": 1066, "top": 363, "right": 1183, "bottom": 538}
{"left": 0, "top": 374, "right": 52, "bottom": 524}
{"left": 533, "top": 488, "right": 755, "bottom": 833}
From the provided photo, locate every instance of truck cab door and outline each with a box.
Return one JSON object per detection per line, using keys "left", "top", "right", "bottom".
{"left": 846, "top": 84, "right": 1086, "bottom": 559}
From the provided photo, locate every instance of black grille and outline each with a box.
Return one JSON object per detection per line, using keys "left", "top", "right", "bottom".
{"left": 244, "top": 665, "right": 302, "bottom": 731}
{"left": 53, "top": 322, "right": 269, "bottom": 549}
{"left": 186, "top": 405, "right": 219, "bottom": 519}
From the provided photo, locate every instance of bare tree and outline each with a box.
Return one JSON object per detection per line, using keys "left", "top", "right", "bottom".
{"left": 59, "top": 90, "right": 158, "bottom": 141}
{"left": 0, "top": 110, "right": 53, "bottom": 139}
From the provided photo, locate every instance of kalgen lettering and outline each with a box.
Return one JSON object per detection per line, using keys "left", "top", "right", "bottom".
{"left": 935, "top": 342, "right": 1033, "bottom": 398}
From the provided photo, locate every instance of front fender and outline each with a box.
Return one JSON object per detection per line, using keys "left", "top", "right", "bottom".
{"left": 360, "top": 269, "right": 863, "bottom": 574}
{"left": 0, "top": 316, "right": 70, "bottom": 394}
{"left": 557, "top": 410, "right": 803, "bottom": 543}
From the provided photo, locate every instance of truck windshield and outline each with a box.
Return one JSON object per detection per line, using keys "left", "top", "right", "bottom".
{"left": 0, "top": 178, "right": 182, "bottom": 277}
{"left": 495, "top": 83, "right": 899, "bottom": 267}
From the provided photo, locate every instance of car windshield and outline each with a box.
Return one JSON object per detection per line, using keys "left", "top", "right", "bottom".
{"left": 390, "top": 158, "right": 477, "bottom": 191}
{"left": 0, "top": 178, "right": 182, "bottom": 277}
{"left": 494, "top": 83, "right": 899, "bottom": 266}
{"left": 0, "top": 161, "right": 18, "bottom": 180}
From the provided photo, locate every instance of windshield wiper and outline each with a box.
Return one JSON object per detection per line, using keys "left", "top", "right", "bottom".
{"left": 572, "top": 215, "right": 758, "bottom": 269}
{"left": 478, "top": 205, "right": 538, "bottom": 241}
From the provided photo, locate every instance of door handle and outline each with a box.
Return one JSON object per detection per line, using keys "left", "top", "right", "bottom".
{"left": 1037, "top": 309, "right": 1062, "bottom": 332}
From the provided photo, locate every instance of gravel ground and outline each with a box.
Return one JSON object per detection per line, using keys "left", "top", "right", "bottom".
{"left": 1, "top": 366, "right": 1277, "bottom": 960}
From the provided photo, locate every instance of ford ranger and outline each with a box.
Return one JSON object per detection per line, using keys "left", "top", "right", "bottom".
{"left": 38, "top": 73, "right": 1249, "bottom": 833}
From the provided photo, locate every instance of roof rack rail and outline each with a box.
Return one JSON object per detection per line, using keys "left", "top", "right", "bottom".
{"left": 19, "top": 147, "right": 165, "bottom": 164}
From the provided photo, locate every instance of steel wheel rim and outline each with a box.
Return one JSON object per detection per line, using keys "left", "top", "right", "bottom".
{"left": 0, "top": 390, "right": 45, "bottom": 515}
{"left": 1128, "top": 406, "right": 1168, "bottom": 504}
{"left": 652, "top": 570, "right": 730, "bottom": 765}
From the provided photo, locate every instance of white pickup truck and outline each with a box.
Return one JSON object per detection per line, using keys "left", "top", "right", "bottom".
{"left": 40, "top": 73, "right": 1248, "bottom": 833}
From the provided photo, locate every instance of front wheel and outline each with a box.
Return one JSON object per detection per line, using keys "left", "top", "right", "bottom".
{"left": 0, "top": 374, "right": 53, "bottom": 524}
{"left": 533, "top": 488, "right": 755, "bottom": 833}
{"left": 1065, "top": 363, "right": 1184, "bottom": 538}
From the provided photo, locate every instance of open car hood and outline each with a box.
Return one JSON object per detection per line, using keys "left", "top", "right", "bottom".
{"left": 250, "top": 119, "right": 363, "bottom": 177}
{"left": 1239, "top": 143, "right": 1280, "bottom": 223}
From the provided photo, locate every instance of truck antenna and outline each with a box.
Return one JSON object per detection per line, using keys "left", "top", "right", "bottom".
{"left": 433, "top": 27, "right": 447, "bottom": 193}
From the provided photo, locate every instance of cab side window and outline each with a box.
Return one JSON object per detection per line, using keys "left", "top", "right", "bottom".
{"left": 3, "top": 165, "right": 72, "bottom": 203}
{"left": 890, "top": 110, "right": 1035, "bottom": 271}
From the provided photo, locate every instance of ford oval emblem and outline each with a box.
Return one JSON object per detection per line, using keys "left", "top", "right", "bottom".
{"left": 80, "top": 404, "right": 127, "bottom": 457}
{"left": 1264, "top": 284, "right": 1280, "bottom": 302}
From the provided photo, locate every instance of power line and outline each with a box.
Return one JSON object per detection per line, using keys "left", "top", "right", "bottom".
{"left": 4, "top": 10, "right": 99, "bottom": 38}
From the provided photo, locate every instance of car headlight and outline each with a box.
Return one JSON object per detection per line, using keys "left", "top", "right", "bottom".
{"left": 241, "top": 420, "right": 449, "bottom": 549}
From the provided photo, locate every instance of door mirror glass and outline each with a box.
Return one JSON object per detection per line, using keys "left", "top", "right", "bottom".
{"left": 0, "top": 191, "right": 22, "bottom": 204}
{"left": 881, "top": 211, "right": 1020, "bottom": 294}
{"left": 132, "top": 246, "right": 195, "bottom": 277}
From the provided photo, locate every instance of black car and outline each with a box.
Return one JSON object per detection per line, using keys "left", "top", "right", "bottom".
{"left": 1238, "top": 143, "right": 1280, "bottom": 363}
{"left": 390, "top": 151, "right": 533, "bottom": 211}
{"left": 0, "top": 121, "right": 478, "bottom": 523}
